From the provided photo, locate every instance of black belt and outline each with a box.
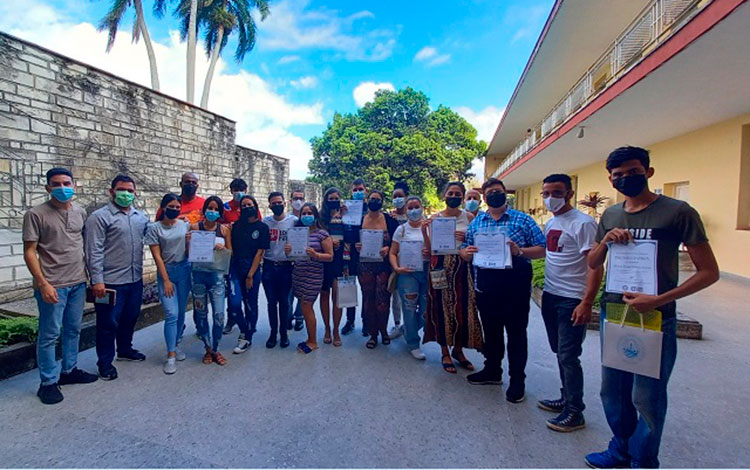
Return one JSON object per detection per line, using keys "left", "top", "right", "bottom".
{"left": 265, "top": 260, "right": 292, "bottom": 266}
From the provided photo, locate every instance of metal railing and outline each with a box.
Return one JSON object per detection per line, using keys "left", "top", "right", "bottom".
{"left": 492, "top": 0, "right": 705, "bottom": 178}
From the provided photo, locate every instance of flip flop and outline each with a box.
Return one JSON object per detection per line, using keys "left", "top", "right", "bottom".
{"left": 366, "top": 337, "right": 377, "bottom": 349}
{"left": 332, "top": 338, "right": 342, "bottom": 347}
{"left": 441, "top": 356, "right": 457, "bottom": 374}
{"left": 297, "top": 342, "right": 316, "bottom": 354}
{"left": 323, "top": 334, "right": 333, "bottom": 345}
{"left": 451, "top": 352, "right": 475, "bottom": 371}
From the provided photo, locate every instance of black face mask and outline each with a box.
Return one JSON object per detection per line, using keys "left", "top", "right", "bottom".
{"left": 181, "top": 183, "right": 197, "bottom": 197}
{"left": 486, "top": 192, "right": 507, "bottom": 209}
{"left": 241, "top": 207, "right": 257, "bottom": 220}
{"left": 445, "top": 197, "right": 462, "bottom": 209}
{"left": 165, "top": 208, "right": 180, "bottom": 220}
{"left": 270, "top": 204, "right": 284, "bottom": 216}
{"left": 368, "top": 200, "right": 383, "bottom": 212}
{"left": 326, "top": 200, "right": 341, "bottom": 210}
{"left": 613, "top": 174, "right": 648, "bottom": 197}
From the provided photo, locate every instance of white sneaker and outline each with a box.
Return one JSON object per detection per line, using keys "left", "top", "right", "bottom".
{"left": 233, "top": 335, "right": 250, "bottom": 354}
{"left": 410, "top": 348, "right": 426, "bottom": 360}
{"left": 175, "top": 347, "right": 186, "bottom": 361}
{"left": 163, "top": 357, "right": 177, "bottom": 374}
{"left": 388, "top": 324, "right": 403, "bottom": 339}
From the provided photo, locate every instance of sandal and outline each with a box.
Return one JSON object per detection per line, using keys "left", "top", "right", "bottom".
{"left": 441, "top": 355, "right": 457, "bottom": 374}
{"left": 323, "top": 331, "right": 333, "bottom": 345}
{"left": 451, "top": 351, "right": 475, "bottom": 371}
{"left": 212, "top": 352, "right": 227, "bottom": 366}
{"left": 381, "top": 334, "right": 391, "bottom": 345}
{"left": 297, "top": 342, "right": 317, "bottom": 354}
{"left": 202, "top": 348, "right": 214, "bottom": 365}
{"left": 366, "top": 337, "right": 377, "bottom": 349}
{"left": 332, "top": 336, "right": 342, "bottom": 347}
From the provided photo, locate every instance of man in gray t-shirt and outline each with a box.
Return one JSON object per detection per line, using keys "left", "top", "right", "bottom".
{"left": 22, "top": 168, "right": 98, "bottom": 405}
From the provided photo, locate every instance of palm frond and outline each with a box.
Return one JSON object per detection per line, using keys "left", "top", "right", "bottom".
{"left": 153, "top": 0, "right": 169, "bottom": 18}
{"left": 131, "top": 11, "right": 142, "bottom": 43}
{"left": 97, "top": 0, "right": 131, "bottom": 52}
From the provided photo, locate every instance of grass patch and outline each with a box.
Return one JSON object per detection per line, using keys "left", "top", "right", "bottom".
{"left": 0, "top": 316, "right": 39, "bottom": 347}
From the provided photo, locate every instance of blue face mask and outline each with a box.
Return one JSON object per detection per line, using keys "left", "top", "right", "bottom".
{"left": 205, "top": 210, "right": 220, "bottom": 222}
{"left": 465, "top": 199, "right": 480, "bottom": 212}
{"left": 301, "top": 215, "right": 315, "bottom": 226}
{"left": 233, "top": 192, "right": 245, "bottom": 202}
{"left": 352, "top": 190, "right": 365, "bottom": 201}
{"left": 407, "top": 208, "right": 423, "bottom": 221}
{"left": 50, "top": 186, "right": 75, "bottom": 202}
{"left": 393, "top": 197, "right": 405, "bottom": 209}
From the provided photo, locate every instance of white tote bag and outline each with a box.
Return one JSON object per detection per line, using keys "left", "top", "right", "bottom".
{"left": 336, "top": 276, "right": 359, "bottom": 309}
{"left": 602, "top": 306, "right": 663, "bottom": 379}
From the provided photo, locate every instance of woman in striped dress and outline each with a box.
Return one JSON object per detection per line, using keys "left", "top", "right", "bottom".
{"left": 289, "top": 203, "right": 333, "bottom": 354}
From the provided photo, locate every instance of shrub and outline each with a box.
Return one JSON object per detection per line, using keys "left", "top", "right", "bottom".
{"left": 530, "top": 258, "right": 604, "bottom": 305}
{"left": 0, "top": 316, "right": 39, "bottom": 347}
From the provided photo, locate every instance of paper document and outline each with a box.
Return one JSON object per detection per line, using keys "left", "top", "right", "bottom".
{"left": 360, "top": 229, "right": 384, "bottom": 261}
{"left": 342, "top": 200, "right": 364, "bottom": 226}
{"left": 431, "top": 217, "right": 457, "bottom": 254}
{"left": 399, "top": 240, "right": 424, "bottom": 271}
{"left": 605, "top": 240, "right": 658, "bottom": 296}
{"left": 336, "top": 276, "right": 359, "bottom": 308}
{"left": 286, "top": 227, "right": 309, "bottom": 260}
{"left": 188, "top": 231, "right": 216, "bottom": 263}
{"left": 473, "top": 230, "right": 512, "bottom": 269}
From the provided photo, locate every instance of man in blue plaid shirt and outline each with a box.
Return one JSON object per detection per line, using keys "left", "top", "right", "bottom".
{"left": 460, "top": 177, "right": 546, "bottom": 403}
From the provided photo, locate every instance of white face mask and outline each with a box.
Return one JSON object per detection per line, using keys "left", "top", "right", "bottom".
{"left": 544, "top": 196, "right": 566, "bottom": 213}
{"left": 291, "top": 199, "right": 304, "bottom": 211}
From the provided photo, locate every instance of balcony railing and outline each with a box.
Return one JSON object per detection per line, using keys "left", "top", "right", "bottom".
{"left": 492, "top": 0, "right": 706, "bottom": 178}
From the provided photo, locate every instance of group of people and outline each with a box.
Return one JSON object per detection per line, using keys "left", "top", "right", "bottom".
{"left": 23, "top": 145, "right": 719, "bottom": 468}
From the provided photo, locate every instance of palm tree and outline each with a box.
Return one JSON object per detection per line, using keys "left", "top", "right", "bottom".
{"left": 198, "top": 0, "right": 269, "bottom": 108}
{"left": 99, "top": 0, "right": 161, "bottom": 90}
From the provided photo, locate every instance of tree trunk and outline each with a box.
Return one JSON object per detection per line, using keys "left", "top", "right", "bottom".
{"left": 186, "top": 0, "right": 198, "bottom": 103}
{"left": 200, "top": 26, "right": 224, "bottom": 109}
{"left": 133, "top": 0, "right": 160, "bottom": 91}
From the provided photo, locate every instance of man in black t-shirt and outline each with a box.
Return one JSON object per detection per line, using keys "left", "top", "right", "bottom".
{"left": 585, "top": 147, "right": 719, "bottom": 469}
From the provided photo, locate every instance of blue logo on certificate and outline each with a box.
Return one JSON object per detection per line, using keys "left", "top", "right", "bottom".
{"left": 618, "top": 335, "right": 645, "bottom": 363}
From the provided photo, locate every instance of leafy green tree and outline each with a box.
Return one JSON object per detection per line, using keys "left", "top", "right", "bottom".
{"left": 309, "top": 88, "right": 486, "bottom": 208}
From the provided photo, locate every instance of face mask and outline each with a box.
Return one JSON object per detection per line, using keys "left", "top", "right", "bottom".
{"left": 270, "top": 204, "right": 285, "bottom": 216}
{"left": 392, "top": 197, "right": 405, "bottom": 209}
{"left": 301, "top": 215, "right": 315, "bottom": 226}
{"left": 233, "top": 192, "right": 245, "bottom": 202}
{"left": 445, "top": 197, "right": 462, "bottom": 209}
{"left": 292, "top": 199, "right": 304, "bottom": 211}
{"left": 181, "top": 183, "right": 197, "bottom": 197}
{"left": 165, "top": 208, "right": 180, "bottom": 220}
{"left": 407, "top": 208, "right": 423, "bottom": 221}
{"left": 326, "top": 200, "right": 341, "bottom": 210}
{"left": 50, "top": 187, "right": 75, "bottom": 203}
{"left": 205, "top": 210, "right": 220, "bottom": 222}
{"left": 114, "top": 190, "right": 134, "bottom": 208}
{"left": 544, "top": 196, "right": 566, "bottom": 213}
{"left": 486, "top": 192, "right": 507, "bottom": 209}
{"left": 241, "top": 207, "right": 257, "bottom": 220}
{"left": 352, "top": 190, "right": 365, "bottom": 201}
{"left": 613, "top": 174, "right": 648, "bottom": 197}
{"left": 465, "top": 199, "right": 480, "bottom": 212}
{"left": 368, "top": 199, "right": 383, "bottom": 212}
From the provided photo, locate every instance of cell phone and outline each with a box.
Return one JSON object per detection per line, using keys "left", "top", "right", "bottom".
{"left": 86, "top": 287, "right": 117, "bottom": 306}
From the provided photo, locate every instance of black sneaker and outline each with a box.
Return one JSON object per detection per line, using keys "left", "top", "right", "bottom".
{"left": 59, "top": 368, "right": 99, "bottom": 385}
{"left": 37, "top": 383, "right": 64, "bottom": 405}
{"left": 279, "top": 335, "right": 290, "bottom": 348}
{"left": 341, "top": 320, "right": 354, "bottom": 335}
{"left": 538, "top": 397, "right": 565, "bottom": 413}
{"left": 361, "top": 327, "right": 369, "bottom": 337}
{"left": 506, "top": 381, "right": 525, "bottom": 403}
{"left": 547, "top": 409, "right": 586, "bottom": 432}
{"left": 466, "top": 369, "right": 503, "bottom": 385}
{"left": 294, "top": 319, "right": 304, "bottom": 331}
{"left": 266, "top": 335, "right": 277, "bottom": 349}
{"left": 99, "top": 366, "right": 118, "bottom": 381}
{"left": 117, "top": 349, "right": 146, "bottom": 362}
{"left": 286, "top": 318, "right": 293, "bottom": 330}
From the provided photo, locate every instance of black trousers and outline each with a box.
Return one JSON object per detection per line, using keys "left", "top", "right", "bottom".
{"left": 475, "top": 257, "right": 532, "bottom": 383}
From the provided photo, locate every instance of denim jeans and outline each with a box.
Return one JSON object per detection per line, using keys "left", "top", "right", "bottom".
{"left": 397, "top": 268, "right": 428, "bottom": 350}
{"left": 262, "top": 262, "right": 293, "bottom": 336}
{"left": 391, "top": 293, "right": 402, "bottom": 325}
{"left": 227, "top": 257, "right": 261, "bottom": 337}
{"left": 34, "top": 282, "right": 86, "bottom": 385}
{"left": 287, "top": 288, "right": 302, "bottom": 323}
{"left": 600, "top": 304, "right": 678, "bottom": 468}
{"left": 158, "top": 260, "right": 192, "bottom": 353}
{"left": 541, "top": 291, "right": 587, "bottom": 413}
{"left": 95, "top": 280, "right": 144, "bottom": 370}
{"left": 192, "top": 270, "right": 225, "bottom": 351}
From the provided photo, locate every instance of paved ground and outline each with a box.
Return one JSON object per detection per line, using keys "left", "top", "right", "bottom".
{"left": 1, "top": 274, "right": 748, "bottom": 468}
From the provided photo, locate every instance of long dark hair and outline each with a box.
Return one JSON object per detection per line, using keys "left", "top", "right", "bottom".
{"left": 236, "top": 195, "right": 259, "bottom": 225}
{"left": 321, "top": 187, "right": 342, "bottom": 226}
{"left": 295, "top": 202, "right": 325, "bottom": 230}
{"left": 156, "top": 193, "right": 180, "bottom": 221}
{"left": 203, "top": 195, "right": 224, "bottom": 217}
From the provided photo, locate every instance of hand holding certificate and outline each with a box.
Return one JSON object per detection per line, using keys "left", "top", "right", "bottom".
{"left": 431, "top": 217, "right": 457, "bottom": 254}
{"left": 188, "top": 231, "right": 216, "bottom": 263}
{"left": 360, "top": 229, "right": 383, "bottom": 261}
{"left": 473, "top": 230, "right": 512, "bottom": 269}
{"left": 342, "top": 200, "right": 364, "bottom": 226}
{"left": 399, "top": 240, "right": 424, "bottom": 272}
{"left": 286, "top": 227, "right": 309, "bottom": 260}
{"left": 605, "top": 240, "right": 658, "bottom": 296}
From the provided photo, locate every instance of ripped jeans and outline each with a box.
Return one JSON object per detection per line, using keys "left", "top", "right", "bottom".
{"left": 192, "top": 270, "right": 225, "bottom": 351}
{"left": 397, "top": 267, "right": 428, "bottom": 350}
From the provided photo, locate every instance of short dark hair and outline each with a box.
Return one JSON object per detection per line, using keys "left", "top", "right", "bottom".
{"left": 203, "top": 195, "right": 224, "bottom": 217}
{"left": 290, "top": 189, "right": 305, "bottom": 198}
{"left": 393, "top": 181, "right": 410, "bottom": 196}
{"left": 46, "top": 167, "right": 73, "bottom": 184}
{"left": 442, "top": 181, "right": 466, "bottom": 196}
{"left": 229, "top": 178, "right": 247, "bottom": 192}
{"left": 351, "top": 178, "right": 366, "bottom": 187}
{"left": 368, "top": 189, "right": 385, "bottom": 201}
{"left": 606, "top": 146, "right": 650, "bottom": 172}
{"left": 542, "top": 174, "right": 572, "bottom": 190}
{"left": 481, "top": 178, "right": 506, "bottom": 192}
{"left": 111, "top": 174, "right": 135, "bottom": 189}
{"left": 268, "top": 191, "right": 284, "bottom": 202}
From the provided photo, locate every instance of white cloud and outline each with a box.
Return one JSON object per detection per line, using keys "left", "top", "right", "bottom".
{"left": 290, "top": 76, "right": 319, "bottom": 89}
{"left": 413, "top": 46, "right": 451, "bottom": 67}
{"left": 414, "top": 46, "right": 437, "bottom": 61}
{"left": 352, "top": 81, "right": 395, "bottom": 107}
{"left": 277, "top": 55, "right": 301, "bottom": 65}
{"left": 0, "top": 0, "right": 323, "bottom": 179}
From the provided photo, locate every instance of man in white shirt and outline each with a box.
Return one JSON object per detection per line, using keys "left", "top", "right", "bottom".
{"left": 539, "top": 174, "right": 603, "bottom": 432}
{"left": 262, "top": 191, "right": 298, "bottom": 348}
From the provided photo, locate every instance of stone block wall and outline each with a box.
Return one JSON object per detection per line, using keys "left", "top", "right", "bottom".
{"left": 290, "top": 179, "right": 322, "bottom": 207}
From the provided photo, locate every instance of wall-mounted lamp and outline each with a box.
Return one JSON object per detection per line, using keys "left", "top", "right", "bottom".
{"left": 577, "top": 126, "right": 585, "bottom": 139}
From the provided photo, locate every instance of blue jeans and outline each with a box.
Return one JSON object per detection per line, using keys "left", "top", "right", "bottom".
{"left": 34, "top": 282, "right": 86, "bottom": 385}
{"left": 287, "top": 289, "right": 302, "bottom": 323}
{"left": 95, "top": 280, "right": 143, "bottom": 370}
{"left": 158, "top": 260, "right": 192, "bottom": 353}
{"left": 192, "top": 270, "right": 225, "bottom": 351}
{"left": 262, "top": 262, "right": 293, "bottom": 336}
{"left": 228, "top": 257, "right": 261, "bottom": 337}
{"left": 541, "top": 291, "right": 587, "bottom": 413}
{"left": 397, "top": 268, "right": 427, "bottom": 350}
{"left": 600, "top": 304, "right": 678, "bottom": 468}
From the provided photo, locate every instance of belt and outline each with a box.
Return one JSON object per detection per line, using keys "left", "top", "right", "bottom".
{"left": 265, "top": 260, "right": 292, "bottom": 266}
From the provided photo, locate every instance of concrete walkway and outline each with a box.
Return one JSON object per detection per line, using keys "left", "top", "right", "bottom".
{"left": 0, "top": 275, "right": 748, "bottom": 468}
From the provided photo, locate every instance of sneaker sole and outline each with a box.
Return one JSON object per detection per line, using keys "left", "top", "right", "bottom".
{"left": 506, "top": 394, "right": 526, "bottom": 403}
{"left": 547, "top": 421, "right": 585, "bottom": 433}
{"left": 537, "top": 402, "right": 565, "bottom": 413}
{"left": 233, "top": 349, "right": 249, "bottom": 354}
{"left": 467, "top": 379, "right": 503, "bottom": 385}
{"left": 99, "top": 374, "right": 118, "bottom": 381}
{"left": 116, "top": 357, "right": 145, "bottom": 362}
{"left": 584, "top": 457, "right": 629, "bottom": 469}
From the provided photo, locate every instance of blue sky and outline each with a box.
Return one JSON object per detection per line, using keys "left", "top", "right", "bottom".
{"left": 0, "top": 0, "right": 553, "bottom": 178}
